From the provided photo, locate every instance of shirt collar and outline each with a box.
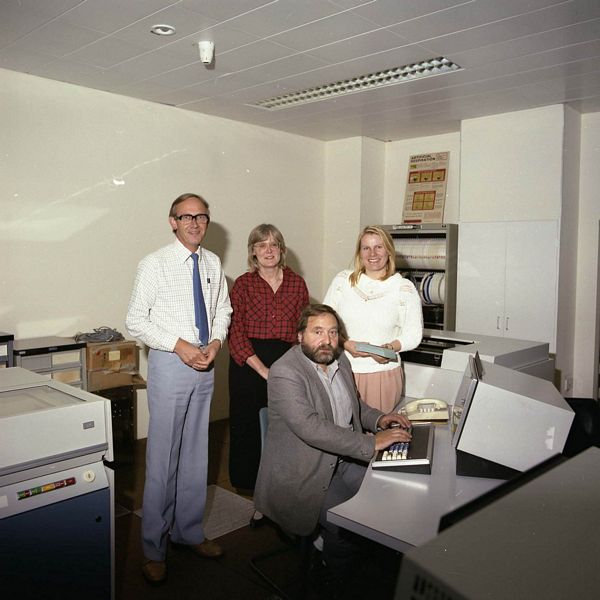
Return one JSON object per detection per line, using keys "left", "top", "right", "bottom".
{"left": 173, "top": 238, "right": 202, "bottom": 263}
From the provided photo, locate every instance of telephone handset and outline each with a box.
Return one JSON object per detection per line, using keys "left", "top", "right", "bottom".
{"left": 400, "top": 398, "right": 449, "bottom": 422}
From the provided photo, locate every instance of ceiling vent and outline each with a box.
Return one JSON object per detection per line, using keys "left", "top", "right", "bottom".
{"left": 250, "top": 57, "right": 461, "bottom": 110}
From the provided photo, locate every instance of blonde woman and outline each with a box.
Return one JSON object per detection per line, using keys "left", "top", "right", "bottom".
{"left": 323, "top": 225, "right": 423, "bottom": 413}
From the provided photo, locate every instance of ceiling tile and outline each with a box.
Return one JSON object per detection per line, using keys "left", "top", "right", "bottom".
{"left": 28, "top": 58, "right": 131, "bottom": 89}
{"left": 0, "top": 2, "right": 79, "bottom": 47}
{"left": 388, "top": 0, "right": 570, "bottom": 42}
{"left": 214, "top": 40, "right": 297, "bottom": 73}
{"left": 305, "top": 43, "right": 450, "bottom": 81}
{"left": 181, "top": 96, "right": 278, "bottom": 124}
{"left": 66, "top": 37, "right": 152, "bottom": 68}
{"left": 349, "top": 0, "right": 479, "bottom": 27}
{"left": 144, "top": 61, "right": 214, "bottom": 89}
{"left": 236, "top": 53, "right": 331, "bottom": 88}
{"left": 179, "top": 0, "right": 278, "bottom": 22}
{"left": 61, "top": 0, "right": 181, "bottom": 34}
{"left": 269, "top": 11, "right": 379, "bottom": 52}
{"left": 302, "top": 29, "right": 416, "bottom": 64}
{"left": 0, "top": 46, "right": 54, "bottom": 71}
{"left": 111, "top": 5, "right": 218, "bottom": 50}
{"left": 421, "top": 3, "right": 600, "bottom": 55}
{"left": 429, "top": 18, "right": 600, "bottom": 64}
{"left": 158, "top": 25, "right": 261, "bottom": 60}
{"left": 12, "top": 19, "right": 106, "bottom": 57}
{"left": 107, "top": 49, "right": 193, "bottom": 82}
{"left": 113, "top": 78, "right": 176, "bottom": 103}
{"left": 220, "top": 0, "right": 343, "bottom": 38}
{"left": 2, "top": 0, "right": 600, "bottom": 141}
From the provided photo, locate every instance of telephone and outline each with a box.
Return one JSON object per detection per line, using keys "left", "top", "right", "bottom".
{"left": 400, "top": 398, "right": 449, "bottom": 422}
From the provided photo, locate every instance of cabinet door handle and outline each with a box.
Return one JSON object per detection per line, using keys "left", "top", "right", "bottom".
{"left": 505, "top": 316, "right": 509, "bottom": 331}
{"left": 496, "top": 316, "right": 501, "bottom": 330}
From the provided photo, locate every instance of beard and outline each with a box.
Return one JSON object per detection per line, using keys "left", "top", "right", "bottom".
{"left": 301, "top": 342, "right": 341, "bottom": 366}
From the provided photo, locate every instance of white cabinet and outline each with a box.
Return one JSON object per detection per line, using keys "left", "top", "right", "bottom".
{"left": 456, "top": 221, "right": 558, "bottom": 352}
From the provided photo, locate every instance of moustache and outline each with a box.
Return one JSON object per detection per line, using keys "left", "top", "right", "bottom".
{"left": 315, "top": 344, "right": 335, "bottom": 353}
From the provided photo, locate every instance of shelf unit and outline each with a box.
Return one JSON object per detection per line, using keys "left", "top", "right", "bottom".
{"left": 13, "top": 336, "right": 87, "bottom": 389}
{"left": 383, "top": 223, "right": 458, "bottom": 331}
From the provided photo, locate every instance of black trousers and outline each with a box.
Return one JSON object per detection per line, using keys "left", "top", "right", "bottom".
{"left": 228, "top": 338, "right": 290, "bottom": 490}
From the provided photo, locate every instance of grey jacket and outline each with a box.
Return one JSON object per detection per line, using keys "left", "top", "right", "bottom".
{"left": 254, "top": 344, "right": 383, "bottom": 535}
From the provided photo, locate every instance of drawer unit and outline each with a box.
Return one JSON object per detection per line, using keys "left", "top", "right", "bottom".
{"left": 13, "top": 336, "right": 87, "bottom": 389}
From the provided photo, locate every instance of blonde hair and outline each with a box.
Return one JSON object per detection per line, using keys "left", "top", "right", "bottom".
{"left": 349, "top": 225, "right": 396, "bottom": 286}
{"left": 247, "top": 224, "right": 287, "bottom": 271}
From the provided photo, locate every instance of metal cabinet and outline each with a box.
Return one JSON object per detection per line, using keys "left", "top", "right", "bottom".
{"left": 384, "top": 223, "right": 458, "bottom": 331}
{"left": 13, "top": 336, "right": 87, "bottom": 389}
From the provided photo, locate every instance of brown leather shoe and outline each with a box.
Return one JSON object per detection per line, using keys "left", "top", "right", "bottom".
{"left": 173, "top": 539, "right": 224, "bottom": 558}
{"left": 142, "top": 559, "right": 166, "bottom": 585}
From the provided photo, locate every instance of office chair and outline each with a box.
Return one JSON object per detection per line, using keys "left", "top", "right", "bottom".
{"left": 563, "top": 397, "right": 600, "bottom": 457}
{"left": 249, "top": 407, "right": 313, "bottom": 600}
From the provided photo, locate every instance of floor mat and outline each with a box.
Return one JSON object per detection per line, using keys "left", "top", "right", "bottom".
{"left": 133, "top": 485, "right": 255, "bottom": 539}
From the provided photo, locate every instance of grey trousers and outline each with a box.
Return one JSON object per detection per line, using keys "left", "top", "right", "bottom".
{"left": 318, "top": 459, "right": 367, "bottom": 579}
{"left": 142, "top": 349, "right": 214, "bottom": 561}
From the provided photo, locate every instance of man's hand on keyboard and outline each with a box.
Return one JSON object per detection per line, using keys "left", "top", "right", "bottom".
{"left": 374, "top": 426, "right": 412, "bottom": 451}
{"left": 379, "top": 412, "right": 412, "bottom": 430}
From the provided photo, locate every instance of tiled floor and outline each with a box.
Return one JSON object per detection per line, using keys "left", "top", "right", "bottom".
{"left": 113, "top": 420, "right": 402, "bottom": 599}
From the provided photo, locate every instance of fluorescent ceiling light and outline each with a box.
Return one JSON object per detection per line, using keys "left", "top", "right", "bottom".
{"left": 250, "top": 57, "right": 461, "bottom": 110}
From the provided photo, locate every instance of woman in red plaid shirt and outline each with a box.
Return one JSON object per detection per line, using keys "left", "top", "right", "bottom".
{"left": 228, "top": 224, "right": 309, "bottom": 523}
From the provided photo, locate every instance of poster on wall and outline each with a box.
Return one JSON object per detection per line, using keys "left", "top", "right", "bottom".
{"left": 402, "top": 152, "right": 449, "bottom": 224}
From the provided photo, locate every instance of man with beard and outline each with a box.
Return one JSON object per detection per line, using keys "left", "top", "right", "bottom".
{"left": 254, "top": 303, "right": 412, "bottom": 592}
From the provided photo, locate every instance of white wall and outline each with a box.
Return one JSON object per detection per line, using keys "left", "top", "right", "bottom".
{"left": 556, "top": 106, "right": 580, "bottom": 395}
{"left": 360, "top": 137, "right": 385, "bottom": 228}
{"left": 3, "top": 67, "right": 599, "bottom": 437}
{"left": 1, "top": 68, "right": 325, "bottom": 435}
{"left": 322, "top": 136, "right": 386, "bottom": 295}
{"left": 323, "top": 138, "right": 364, "bottom": 293}
{"left": 460, "top": 105, "right": 564, "bottom": 222}
{"left": 383, "top": 132, "right": 461, "bottom": 225}
{"left": 576, "top": 112, "right": 600, "bottom": 398}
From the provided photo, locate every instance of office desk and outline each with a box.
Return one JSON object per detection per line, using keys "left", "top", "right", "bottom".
{"left": 328, "top": 422, "right": 503, "bottom": 553}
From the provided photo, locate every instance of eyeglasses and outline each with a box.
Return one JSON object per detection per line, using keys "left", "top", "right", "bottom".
{"left": 175, "top": 213, "right": 210, "bottom": 225}
{"left": 254, "top": 241, "right": 280, "bottom": 251}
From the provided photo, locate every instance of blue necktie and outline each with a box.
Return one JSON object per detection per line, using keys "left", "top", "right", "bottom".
{"left": 191, "top": 253, "right": 209, "bottom": 346}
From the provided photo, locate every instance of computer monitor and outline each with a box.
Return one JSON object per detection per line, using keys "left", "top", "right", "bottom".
{"left": 450, "top": 352, "right": 482, "bottom": 448}
{"left": 450, "top": 354, "right": 574, "bottom": 479}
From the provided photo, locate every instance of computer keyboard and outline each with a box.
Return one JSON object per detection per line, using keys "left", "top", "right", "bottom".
{"left": 381, "top": 441, "right": 410, "bottom": 461}
{"left": 372, "top": 423, "right": 434, "bottom": 474}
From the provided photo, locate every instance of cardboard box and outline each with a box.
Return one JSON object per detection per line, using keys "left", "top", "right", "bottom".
{"left": 87, "top": 370, "right": 145, "bottom": 392}
{"left": 87, "top": 340, "right": 139, "bottom": 373}
{"left": 86, "top": 340, "right": 144, "bottom": 391}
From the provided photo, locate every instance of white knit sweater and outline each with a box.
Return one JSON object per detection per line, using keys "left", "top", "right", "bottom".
{"left": 323, "top": 270, "right": 423, "bottom": 373}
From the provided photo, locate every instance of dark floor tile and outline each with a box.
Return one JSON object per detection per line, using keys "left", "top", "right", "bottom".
{"left": 114, "top": 421, "right": 400, "bottom": 600}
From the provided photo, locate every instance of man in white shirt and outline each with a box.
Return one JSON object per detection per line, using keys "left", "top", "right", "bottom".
{"left": 126, "top": 193, "right": 232, "bottom": 585}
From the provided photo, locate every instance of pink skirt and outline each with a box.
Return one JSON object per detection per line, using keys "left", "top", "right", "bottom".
{"left": 354, "top": 366, "right": 404, "bottom": 414}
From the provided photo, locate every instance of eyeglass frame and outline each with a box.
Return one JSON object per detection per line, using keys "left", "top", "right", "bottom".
{"left": 174, "top": 213, "right": 211, "bottom": 225}
{"left": 253, "top": 241, "right": 280, "bottom": 251}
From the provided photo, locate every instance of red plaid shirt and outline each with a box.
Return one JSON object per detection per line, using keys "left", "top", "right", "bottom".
{"left": 228, "top": 267, "right": 309, "bottom": 366}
